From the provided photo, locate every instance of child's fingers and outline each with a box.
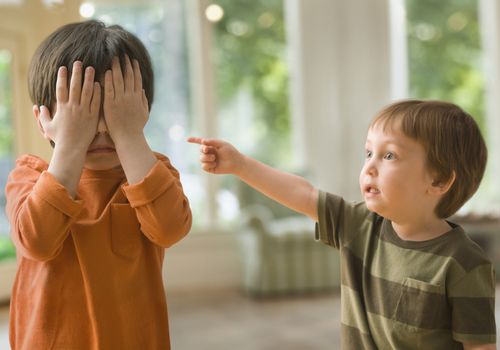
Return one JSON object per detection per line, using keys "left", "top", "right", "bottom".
{"left": 142, "top": 89, "right": 148, "bottom": 110}
{"left": 201, "top": 162, "right": 216, "bottom": 173}
{"left": 56, "top": 66, "right": 68, "bottom": 103}
{"left": 187, "top": 137, "right": 203, "bottom": 145}
{"left": 80, "top": 66, "right": 95, "bottom": 108}
{"left": 187, "top": 137, "right": 225, "bottom": 149}
{"left": 90, "top": 83, "right": 101, "bottom": 115}
{"left": 104, "top": 70, "right": 114, "bottom": 100}
{"left": 188, "top": 138, "right": 217, "bottom": 153}
{"left": 200, "top": 153, "right": 216, "bottom": 162}
{"left": 123, "top": 55, "right": 134, "bottom": 92}
{"left": 200, "top": 138, "right": 227, "bottom": 148}
{"left": 69, "top": 61, "right": 83, "bottom": 104}
{"left": 111, "top": 56, "right": 124, "bottom": 95}
{"left": 202, "top": 145, "right": 217, "bottom": 154}
{"left": 133, "top": 59, "right": 143, "bottom": 92}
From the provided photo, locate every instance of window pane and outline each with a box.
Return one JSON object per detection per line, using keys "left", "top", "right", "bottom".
{"left": 406, "top": 0, "right": 484, "bottom": 127}
{"left": 405, "top": 0, "right": 497, "bottom": 212}
{"left": 90, "top": 0, "right": 291, "bottom": 230}
{"left": 212, "top": 0, "right": 292, "bottom": 225}
{"left": 0, "top": 49, "right": 14, "bottom": 238}
{"left": 90, "top": 1, "right": 210, "bottom": 229}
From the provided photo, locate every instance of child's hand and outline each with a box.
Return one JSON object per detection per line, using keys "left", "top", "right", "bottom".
{"left": 187, "top": 137, "right": 245, "bottom": 175}
{"left": 103, "top": 55, "right": 148, "bottom": 145}
{"left": 37, "top": 61, "right": 101, "bottom": 150}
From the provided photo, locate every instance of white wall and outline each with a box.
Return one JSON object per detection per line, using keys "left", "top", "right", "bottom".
{"left": 479, "top": 0, "right": 500, "bottom": 206}
{"left": 285, "top": 0, "right": 406, "bottom": 201}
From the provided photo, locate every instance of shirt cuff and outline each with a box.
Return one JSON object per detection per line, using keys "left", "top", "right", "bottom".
{"left": 33, "top": 171, "right": 84, "bottom": 218}
{"left": 121, "top": 160, "right": 176, "bottom": 208}
{"left": 315, "top": 191, "right": 329, "bottom": 243}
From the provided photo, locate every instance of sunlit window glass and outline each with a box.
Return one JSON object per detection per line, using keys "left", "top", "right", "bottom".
{"left": 405, "top": 0, "right": 497, "bottom": 212}
{"left": 407, "top": 0, "right": 484, "bottom": 127}
{"left": 89, "top": 1, "right": 211, "bottom": 229}
{"left": 0, "top": 49, "right": 14, "bottom": 239}
{"left": 212, "top": 0, "right": 292, "bottom": 226}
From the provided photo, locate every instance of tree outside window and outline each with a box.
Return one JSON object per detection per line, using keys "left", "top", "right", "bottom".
{"left": 0, "top": 48, "right": 15, "bottom": 259}
{"left": 406, "top": 0, "right": 498, "bottom": 213}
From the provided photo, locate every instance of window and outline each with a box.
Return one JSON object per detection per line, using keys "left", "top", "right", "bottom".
{"left": 87, "top": 0, "right": 291, "bottom": 231}
{"left": 406, "top": 0, "right": 497, "bottom": 213}
{"left": 0, "top": 49, "right": 14, "bottom": 238}
{"left": 211, "top": 0, "right": 292, "bottom": 224}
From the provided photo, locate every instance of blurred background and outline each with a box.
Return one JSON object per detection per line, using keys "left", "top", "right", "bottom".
{"left": 0, "top": 0, "right": 499, "bottom": 348}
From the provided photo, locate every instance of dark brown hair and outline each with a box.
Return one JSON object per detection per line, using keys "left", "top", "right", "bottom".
{"left": 370, "top": 99, "right": 487, "bottom": 218}
{"left": 28, "top": 20, "right": 154, "bottom": 111}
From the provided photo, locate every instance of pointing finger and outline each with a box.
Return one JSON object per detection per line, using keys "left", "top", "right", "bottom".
{"left": 187, "top": 137, "right": 203, "bottom": 145}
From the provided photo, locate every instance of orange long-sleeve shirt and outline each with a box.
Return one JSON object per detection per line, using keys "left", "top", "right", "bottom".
{"left": 5, "top": 153, "right": 192, "bottom": 350}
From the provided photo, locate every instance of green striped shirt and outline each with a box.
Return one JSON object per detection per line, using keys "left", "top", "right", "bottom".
{"left": 316, "top": 191, "right": 496, "bottom": 349}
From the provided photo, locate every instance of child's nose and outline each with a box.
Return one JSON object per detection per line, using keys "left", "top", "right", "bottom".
{"left": 97, "top": 115, "right": 109, "bottom": 134}
{"left": 363, "top": 159, "right": 378, "bottom": 176}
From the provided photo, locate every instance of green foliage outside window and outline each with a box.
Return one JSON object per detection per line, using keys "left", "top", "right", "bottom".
{"left": 406, "top": 0, "right": 485, "bottom": 131}
{"left": 0, "top": 50, "right": 14, "bottom": 242}
{"left": 0, "top": 50, "right": 12, "bottom": 157}
{"left": 213, "top": 0, "right": 290, "bottom": 167}
{"left": 210, "top": 0, "right": 293, "bottom": 220}
{"left": 0, "top": 236, "right": 15, "bottom": 261}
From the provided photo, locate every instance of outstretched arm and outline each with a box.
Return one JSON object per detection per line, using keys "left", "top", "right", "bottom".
{"left": 188, "top": 137, "right": 319, "bottom": 221}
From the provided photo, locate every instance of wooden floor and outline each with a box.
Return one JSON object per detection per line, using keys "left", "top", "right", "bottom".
{"left": 1, "top": 286, "right": 499, "bottom": 349}
{"left": 168, "top": 289, "right": 340, "bottom": 350}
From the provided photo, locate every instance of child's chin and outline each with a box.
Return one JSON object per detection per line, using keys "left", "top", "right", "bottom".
{"left": 84, "top": 154, "right": 121, "bottom": 170}
{"left": 365, "top": 202, "right": 383, "bottom": 215}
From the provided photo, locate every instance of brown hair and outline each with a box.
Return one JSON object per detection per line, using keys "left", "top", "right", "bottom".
{"left": 370, "top": 99, "right": 487, "bottom": 218}
{"left": 28, "top": 20, "right": 154, "bottom": 111}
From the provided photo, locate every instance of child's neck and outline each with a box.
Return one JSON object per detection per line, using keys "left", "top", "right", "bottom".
{"left": 391, "top": 218, "right": 452, "bottom": 242}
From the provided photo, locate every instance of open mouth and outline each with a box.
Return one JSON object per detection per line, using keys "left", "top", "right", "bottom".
{"left": 365, "top": 186, "right": 380, "bottom": 195}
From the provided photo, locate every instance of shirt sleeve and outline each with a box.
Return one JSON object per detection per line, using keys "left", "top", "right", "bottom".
{"left": 449, "top": 262, "right": 496, "bottom": 344}
{"left": 5, "top": 158, "right": 84, "bottom": 261}
{"left": 121, "top": 156, "right": 192, "bottom": 248}
{"left": 315, "top": 191, "right": 374, "bottom": 249}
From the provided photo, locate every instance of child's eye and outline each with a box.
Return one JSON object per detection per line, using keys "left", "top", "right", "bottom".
{"left": 365, "top": 150, "right": 373, "bottom": 159}
{"left": 384, "top": 152, "right": 395, "bottom": 160}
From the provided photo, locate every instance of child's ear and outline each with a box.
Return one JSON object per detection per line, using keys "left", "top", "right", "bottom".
{"left": 32, "top": 105, "right": 51, "bottom": 140}
{"left": 430, "top": 172, "right": 456, "bottom": 196}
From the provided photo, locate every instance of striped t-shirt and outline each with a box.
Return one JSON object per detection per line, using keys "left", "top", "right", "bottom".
{"left": 316, "top": 191, "right": 496, "bottom": 349}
